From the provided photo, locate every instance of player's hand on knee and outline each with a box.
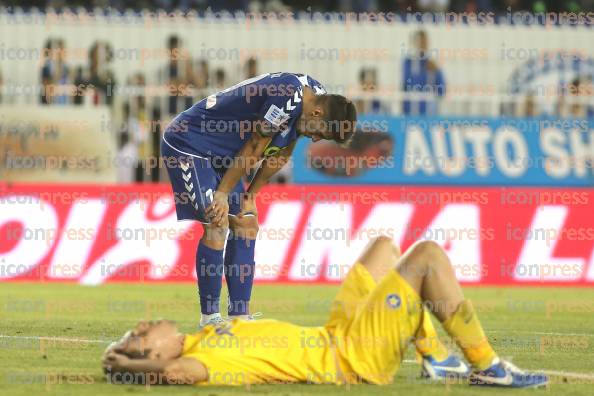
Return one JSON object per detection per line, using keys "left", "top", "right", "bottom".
{"left": 206, "top": 191, "right": 229, "bottom": 226}
{"left": 238, "top": 193, "right": 257, "bottom": 218}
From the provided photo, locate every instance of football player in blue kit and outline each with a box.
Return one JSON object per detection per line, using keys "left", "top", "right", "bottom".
{"left": 161, "top": 72, "right": 357, "bottom": 327}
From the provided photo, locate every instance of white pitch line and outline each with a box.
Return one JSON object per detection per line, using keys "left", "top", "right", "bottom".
{"left": 541, "top": 370, "right": 594, "bottom": 381}
{"left": 402, "top": 359, "right": 594, "bottom": 382}
{"left": 488, "top": 330, "right": 594, "bottom": 337}
{"left": 0, "top": 335, "right": 111, "bottom": 344}
{"left": 3, "top": 335, "right": 594, "bottom": 383}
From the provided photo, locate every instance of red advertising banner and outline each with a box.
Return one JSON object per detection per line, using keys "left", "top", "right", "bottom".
{"left": 1, "top": 183, "right": 593, "bottom": 285}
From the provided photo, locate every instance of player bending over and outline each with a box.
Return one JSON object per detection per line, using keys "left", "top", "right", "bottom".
{"left": 161, "top": 72, "right": 356, "bottom": 327}
{"left": 102, "top": 237, "right": 547, "bottom": 388}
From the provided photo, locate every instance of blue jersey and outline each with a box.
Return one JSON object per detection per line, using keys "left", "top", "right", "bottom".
{"left": 163, "top": 72, "right": 326, "bottom": 161}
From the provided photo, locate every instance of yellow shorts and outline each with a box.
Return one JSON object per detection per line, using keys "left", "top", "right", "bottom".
{"left": 326, "top": 263, "right": 423, "bottom": 384}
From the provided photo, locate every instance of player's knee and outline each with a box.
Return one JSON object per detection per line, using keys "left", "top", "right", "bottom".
{"left": 202, "top": 221, "right": 229, "bottom": 244}
{"left": 408, "top": 240, "right": 446, "bottom": 273}
{"left": 230, "top": 216, "right": 259, "bottom": 240}
{"left": 401, "top": 241, "right": 441, "bottom": 273}
{"left": 370, "top": 235, "right": 393, "bottom": 249}
{"left": 410, "top": 240, "right": 442, "bottom": 260}
{"left": 369, "top": 236, "right": 399, "bottom": 257}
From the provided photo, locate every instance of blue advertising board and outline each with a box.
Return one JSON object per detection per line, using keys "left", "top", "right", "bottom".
{"left": 292, "top": 116, "right": 594, "bottom": 186}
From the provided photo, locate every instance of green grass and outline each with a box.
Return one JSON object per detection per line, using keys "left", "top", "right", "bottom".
{"left": 1, "top": 283, "right": 594, "bottom": 395}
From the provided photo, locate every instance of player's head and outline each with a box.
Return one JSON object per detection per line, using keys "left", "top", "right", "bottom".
{"left": 108, "top": 320, "right": 184, "bottom": 361}
{"left": 300, "top": 92, "right": 357, "bottom": 146}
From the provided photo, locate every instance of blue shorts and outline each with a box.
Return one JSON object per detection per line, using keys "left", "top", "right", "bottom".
{"left": 161, "top": 138, "right": 246, "bottom": 223}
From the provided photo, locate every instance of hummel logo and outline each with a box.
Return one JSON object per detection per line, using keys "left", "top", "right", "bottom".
{"left": 180, "top": 161, "right": 190, "bottom": 172}
{"left": 184, "top": 182, "right": 194, "bottom": 192}
{"left": 314, "top": 85, "right": 326, "bottom": 95}
{"left": 182, "top": 173, "right": 191, "bottom": 182}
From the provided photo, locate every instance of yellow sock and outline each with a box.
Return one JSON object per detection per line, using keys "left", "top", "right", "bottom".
{"left": 415, "top": 310, "right": 449, "bottom": 361}
{"left": 443, "top": 300, "right": 497, "bottom": 370}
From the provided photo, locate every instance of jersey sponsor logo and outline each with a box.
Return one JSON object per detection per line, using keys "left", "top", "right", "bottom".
{"left": 386, "top": 294, "right": 402, "bottom": 309}
{"left": 264, "top": 104, "right": 290, "bottom": 127}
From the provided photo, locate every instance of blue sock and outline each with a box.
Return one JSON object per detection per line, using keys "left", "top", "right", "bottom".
{"left": 196, "top": 241, "right": 224, "bottom": 315}
{"left": 224, "top": 234, "right": 256, "bottom": 316}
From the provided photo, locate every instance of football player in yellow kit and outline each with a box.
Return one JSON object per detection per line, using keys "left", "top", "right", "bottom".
{"left": 102, "top": 237, "right": 547, "bottom": 388}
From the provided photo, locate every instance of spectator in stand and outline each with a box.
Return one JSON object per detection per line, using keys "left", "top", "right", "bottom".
{"left": 402, "top": 29, "right": 446, "bottom": 116}
{"left": 195, "top": 59, "right": 210, "bottom": 88}
{"left": 87, "top": 41, "right": 116, "bottom": 106}
{"left": 523, "top": 92, "right": 538, "bottom": 117}
{"left": 162, "top": 34, "right": 194, "bottom": 115}
{"left": 245, "top": 56, "right": 258, "bottom": 79}
{"left": 116, "top": 116, "right": 138, "bottom": 184}
{"left": 72, "top": 65, "right": 85, "bottom": 105}
{"left": 355, "top": 67, "right": 387, "bottom": 114}
{"left": 40, "top": 38, "right": 71, "bottom": 105}
{"left": 193, "top": 59, "right": 210, "bottom": 98}
{"left": 214, "top": 68, "right": 227, "bottom": 89}
{"left": 556, "top": 76, "right": 594, "bottom": 119}
{"left": 126, "top": 73, "right": 152, "bottom": 182}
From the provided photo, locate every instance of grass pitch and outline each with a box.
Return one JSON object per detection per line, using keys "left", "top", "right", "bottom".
{"left": 1, "top": 283, "right": 593, "bottom": 395}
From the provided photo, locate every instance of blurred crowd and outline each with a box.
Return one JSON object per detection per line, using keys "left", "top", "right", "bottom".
{"left": 34, "top": 33, "right": 270, "bottom": 183}
{"left": 31, "top": 27, "right": 593, "bottom": 184}
{"left": 2, "top": 0, "right": 593, "bottom": 13}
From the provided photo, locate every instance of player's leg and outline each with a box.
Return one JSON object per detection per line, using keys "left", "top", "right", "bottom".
{"left": 396, "top": 240, "right": 548, "bottom": 387}
{"left": 162, "top": 143, "right": 227, "bottom": 325}
{"left": 357, "top": 236, "right": 401, "bottom": 282}
{"left": 396, "top": 241, "right": 489, "bottom": 362}
{"left": 197, "top": 220, "right": 228, "bottom": 325}
{"left": 226, "top": 193, "right": 258, "bottom": 319}
{"left": 332, "top": 237, "right": 454, "bottom": 374}
{"left": 325, "top": 237, "right": 397, "bottom": 332}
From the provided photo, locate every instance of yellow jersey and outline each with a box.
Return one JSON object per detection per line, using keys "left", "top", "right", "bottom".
{"left": 182, "top": 264, "right": 424, "bottom": 386}
{"left": 182, "top": 319, "right": 340, "bottom": 386}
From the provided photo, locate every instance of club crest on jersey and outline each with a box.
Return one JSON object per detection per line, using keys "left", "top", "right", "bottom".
{"left": 386, "top": 294, "right": 401, "bottom": 309}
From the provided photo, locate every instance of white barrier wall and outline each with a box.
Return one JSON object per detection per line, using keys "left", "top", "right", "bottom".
{"left": 0, "top": 10, "right": 593, "bottom": 115}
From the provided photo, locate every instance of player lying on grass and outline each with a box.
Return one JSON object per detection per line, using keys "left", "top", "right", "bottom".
{"left": 161, "top": 72, "right": 356, "bottom": 327}
{"left": 102, "top": 237, "right": 548, "bottom": 388}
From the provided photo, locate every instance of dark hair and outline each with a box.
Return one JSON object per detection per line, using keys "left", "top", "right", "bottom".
{"left": 320, "top": 94, "right": 357, "bottom": 146}
{"left": 168, "top": 35, "right": 180, "bottom": 49}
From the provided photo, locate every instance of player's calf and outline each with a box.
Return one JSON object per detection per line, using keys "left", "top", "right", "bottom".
{"left": 226, "top": 215, "right": 258, "bottom": 318}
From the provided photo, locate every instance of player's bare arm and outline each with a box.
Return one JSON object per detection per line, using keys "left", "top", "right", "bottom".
{"left": 102, "top": 321, "right": 208, "bottom": 385}
{"left": 234, "top": 140, "right": 297, "bottom": 221}
{"left": 205, "top": 128, "right": 272, "bottom": 226}
{"left": 246, "top": 140, "right": 297, "bottom": 198}
{"left": 103, "top": 353, "right": 207, "bottom": 385}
